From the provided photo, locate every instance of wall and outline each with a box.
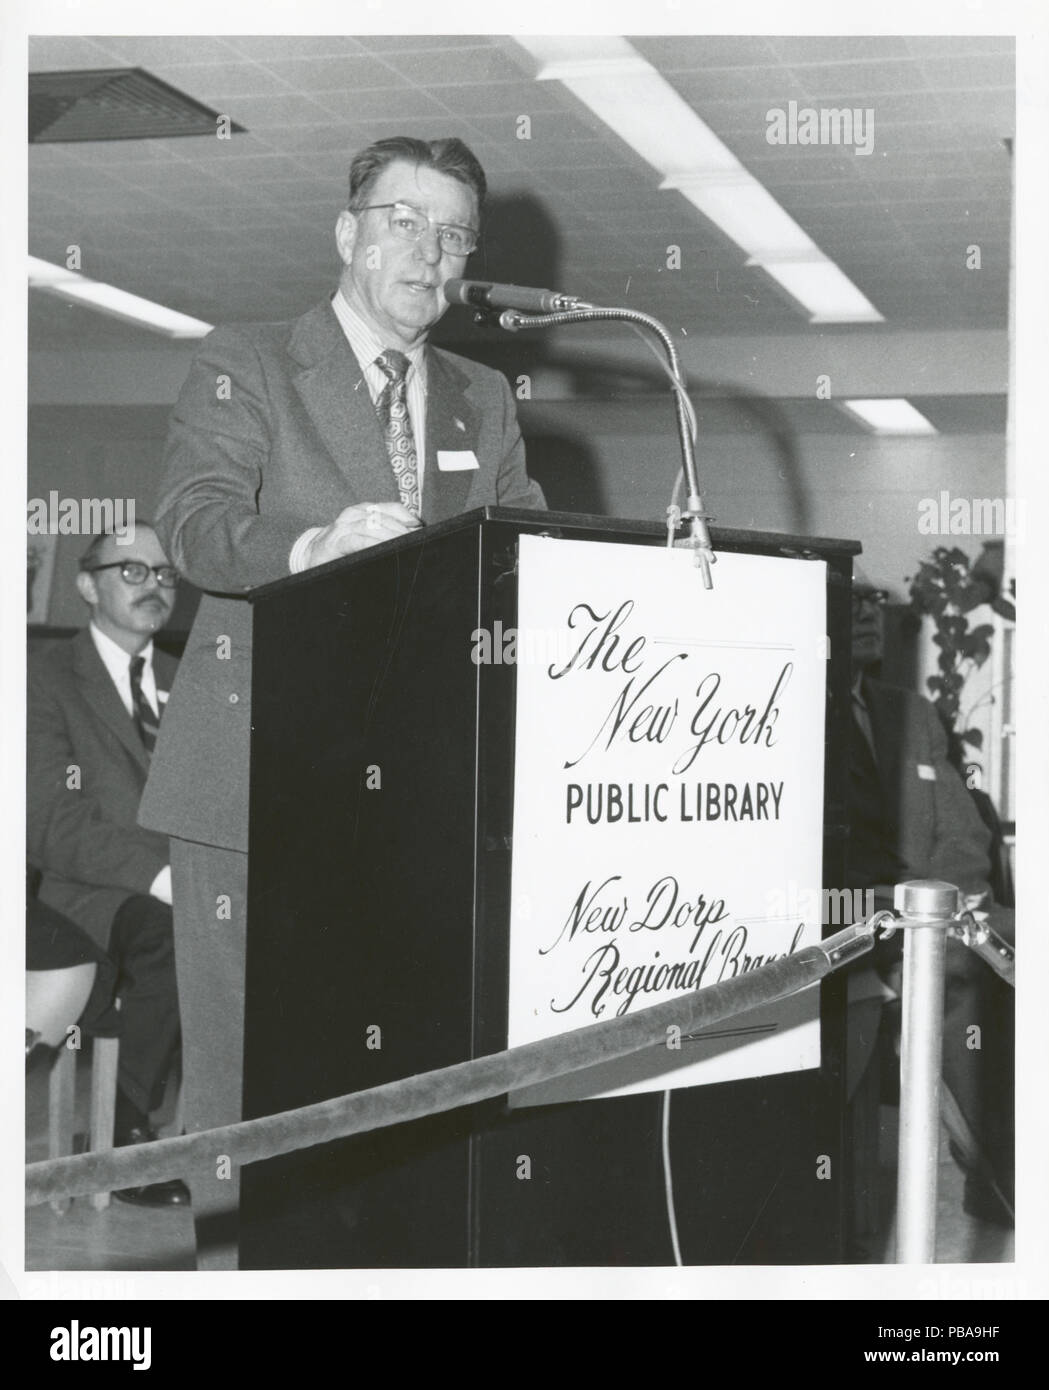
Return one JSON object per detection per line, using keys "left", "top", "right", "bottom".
{"left": 28, "top": 395, "right": 1007, "bottom": 627}
{"left": 519, "top": 398, "right": 1008, "bottom": 597}
{"left": 27, "top": 405, "right": 198, "bottom": 629}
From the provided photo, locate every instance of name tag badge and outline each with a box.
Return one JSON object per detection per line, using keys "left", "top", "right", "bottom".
{"left": 917, "top": 763, "right": 937, "bottom": 781}
{"left": 437, "top": 450, "right": 479, "bottom": 472}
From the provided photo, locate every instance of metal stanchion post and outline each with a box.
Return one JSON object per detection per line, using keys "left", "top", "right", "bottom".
{"left": 893, "top": 879, "right": 960, "bottom": 1264}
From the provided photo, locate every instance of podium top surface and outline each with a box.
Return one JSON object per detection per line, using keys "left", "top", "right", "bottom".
{"left": 250, "top": 506, "right": 862, "bottom": 604}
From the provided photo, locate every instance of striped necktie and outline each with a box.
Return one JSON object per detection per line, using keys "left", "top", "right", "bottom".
{"left": 129, "top": 655, "right": 160, "bottom": 755}
{"left": 375, "top": 349, "right": 420, "bottom": 516}
{"left": 851, "top": 686, "right": 877, "bottom": 762}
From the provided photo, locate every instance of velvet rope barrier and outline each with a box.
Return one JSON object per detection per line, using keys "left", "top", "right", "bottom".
{"left": 26, "top": 929, "right": 870, "bottom": 1208}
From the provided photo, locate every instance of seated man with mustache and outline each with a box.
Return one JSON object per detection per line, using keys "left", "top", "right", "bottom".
{"left": 28, "top": 523, "right": 186, "bottom": 1207}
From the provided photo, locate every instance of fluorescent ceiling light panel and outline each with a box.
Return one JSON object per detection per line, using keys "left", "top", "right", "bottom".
{"left": 514, "top": 35, "right": 883, "bottom": 325}
{"left": 522, "top": 36, "right": 742, "bottom": 178}
{"left": 515, "top": 35, "right": 642, "bottom": 70}
{"left": 28, "top": 255, "right": 212, "bottom": 338}
{"left": 760, "top": 261, "right": 884, "bottom": 323}
{"left": 667, "top": 176, "right": 820, "bottom": 261}
{"left": 841, "top": 399, "right": 938, "bottom": 434}
{"left": 563, "top": 72, "right": 745, "bottom": 176}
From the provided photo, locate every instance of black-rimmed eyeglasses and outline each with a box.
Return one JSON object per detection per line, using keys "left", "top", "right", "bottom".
{"left": 85, "top": 561, "right": 179, "bottom": 588}
{"left": 353, "top": 202, "right": 479, "bottom": 257}
{"left": 851, "top": 587, "right": 889, "bottom": 613}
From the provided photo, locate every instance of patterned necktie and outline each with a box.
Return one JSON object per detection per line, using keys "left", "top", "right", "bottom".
{"left": 375, "top": 350, "right": 420, "bottom": 516}
{"left": 129, "top": 655, "right": 160, "bottom": 755}
{"left": 851, "top": 688, "right": 877, "bottom": 763}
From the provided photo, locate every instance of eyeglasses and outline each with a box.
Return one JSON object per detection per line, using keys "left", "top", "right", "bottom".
{"left": 85, "top": 561, "right": 179, "bottom": 588}
{"left": 354, "top": 202, "right": 479, "bottom": 257}
{"left": 851, "top": 587, "right": 889, "bottom": 613}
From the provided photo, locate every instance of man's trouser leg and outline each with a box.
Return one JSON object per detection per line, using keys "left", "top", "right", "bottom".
{"left": 169, "top": 838, "right": 247, "bottom": 1271}
{"left": 107, "top": 895, "right": 181, "bottom": 1117}
{"left": 940, "top": 931, "right": 1015, "bottom": 1211}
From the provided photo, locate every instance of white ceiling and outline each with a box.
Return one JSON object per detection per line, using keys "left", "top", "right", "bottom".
{"left": 28, "top": 31, "right": 1014, "bottom": 406}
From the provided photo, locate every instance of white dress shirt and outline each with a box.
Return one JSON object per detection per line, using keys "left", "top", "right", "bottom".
{"left": 90, "top": 622, "right": 161, "bottom": 720}
{"left": 89, "top": 622, "right": 171, "bottom": 903}
{"left": 289, "top": 289, "right": 428, "bottom": 574}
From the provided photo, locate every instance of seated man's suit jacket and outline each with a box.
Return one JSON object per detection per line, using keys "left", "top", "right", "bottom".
{"left": 139, "top": 298, "right": 545, "bottom": 852}
{"left": 861, "top": 675, "right": 1000, "bottom": 905}
{"left": 854, "top": 677, "right": 1014, "bottom": 1196}
{"left": 28, "top": 629, "right": 176, "bottom": 950}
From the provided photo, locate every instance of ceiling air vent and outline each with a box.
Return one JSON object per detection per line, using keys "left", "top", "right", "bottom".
{"left": 29, "top": 67, "right": 246, "bottom": 142}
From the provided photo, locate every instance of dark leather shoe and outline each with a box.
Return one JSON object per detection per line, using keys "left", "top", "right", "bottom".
{"left": 963, "top": 1175, "right": 1014, "bottom": 1229}
{"left": 113, "top": 1180, "right": 190, "bottom": 1208}
{"left": 112, "top": 1123, "right": 190, "bottom": 1208}
{"left": 25, "top": 1030, "right": 54, "bottom": 1069}
{"left": 949, "top": 1141, "right": 1014, "bottom": 1228}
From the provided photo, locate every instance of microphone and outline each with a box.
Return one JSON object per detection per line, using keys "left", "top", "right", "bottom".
{"left": 443, "top": 278, "right": 581, "bottom": 314}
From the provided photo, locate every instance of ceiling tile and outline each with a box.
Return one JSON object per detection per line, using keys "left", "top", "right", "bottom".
{"left": 515, "top": 138, "right": 626, "bottom": 171}
{"left": 786, "top": 60, "right": 930, "bottom": 99}
{"left": 218, "top": 93, "right": 341, "bottom": 127}
{"left": 86, "top": 36, "right": 244, "bottom": 66}
{"left": 24, "top": 31, "right": 1011, "bottom": 356}
{"left": 630, "top": 36, "right": 780, "bottom": 70}
{"left": 355, "top": 35, "right": 500, "bottom": 53}
{"left": 223, "top": 36, "right": 369, "bottom": 59}
{"left": 769, "top": 37, "right": 915, "bottom": 63}
{"left": 307, "top": 86, "right": 458, "bottom": 121}
{"left": 249, "top": 54, "right": 406, "bottom": 91}
{"left": 146, "top": 61, "right": 294, "bottom": 99}
{"left": 539, "top": 166, "right": 656, "bottom": 194}
{"left": 383, "top": 47, "right": 529, "bottom": 87}
{"left": 905, "top": 36, "right": 1015, "bottom": 58}
{"left": 751, "top": 154, "right": 865, "bottom": 182}
{"left": 27, "top": 36, "right": 121, "bottom": 70}
{"left": 932, "top": 89, "right": 1014, "bottom": 127}
{"left": 919, "top": 55, "right": 1016, "bottom": 88}
{"left": 666, "top": 67, "right": 801, "bottom": 103}
{"left": 872, "top": 121, "right": 1004, "bottom": 153}
{"left": 688, "top": 97, "right": 786, "bottom": 134}
{"left": 447, "top": 80, "right": 594, "bottom": 118}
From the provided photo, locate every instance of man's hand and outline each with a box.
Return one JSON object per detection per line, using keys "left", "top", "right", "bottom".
{"left": 303, "top": 502, "right": 421, "bottom": 569}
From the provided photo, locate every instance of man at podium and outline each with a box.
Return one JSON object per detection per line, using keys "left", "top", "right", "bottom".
{"left": 138, "top": 134, "right": 545, "bottom": 1266}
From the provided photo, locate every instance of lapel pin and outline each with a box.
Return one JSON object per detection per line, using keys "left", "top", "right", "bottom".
{"left": 454, "top": 417, "right": 466, "bottom": 432}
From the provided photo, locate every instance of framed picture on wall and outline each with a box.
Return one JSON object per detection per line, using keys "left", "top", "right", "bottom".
{"left": 27, "top": 533, "right": 57, "bottom": 624}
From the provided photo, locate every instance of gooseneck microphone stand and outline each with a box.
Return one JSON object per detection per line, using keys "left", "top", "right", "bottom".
{"left": 491, "top": 299, "right": 717, "bottom": 589}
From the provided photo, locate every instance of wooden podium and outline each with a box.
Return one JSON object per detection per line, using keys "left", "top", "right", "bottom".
{"left": 239, "top": 508, "right": 859, "bottom": 1268}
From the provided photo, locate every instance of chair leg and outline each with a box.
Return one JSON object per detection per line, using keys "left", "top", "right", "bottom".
{"left": 171, "top": 1075, "right": 185, "bottom": 1138}
{"left": 47, "top": 1045, "right": 76, "bottom": 1216}
{"left": 89, "top": 1036, "right": 120, "bottom": 1211}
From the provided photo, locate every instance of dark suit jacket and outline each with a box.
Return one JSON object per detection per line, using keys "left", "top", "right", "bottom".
{"left": 846, "top": 679, "right": 1013, "bottom": 1196}
{"left": 861, "top": 676, "right": 996, "bottom": 901}
{"left": 27, "top": 628, "right": 177, "bottom": 949}
{"left": 139, "top": 298, "right": 545, "bottom": 851}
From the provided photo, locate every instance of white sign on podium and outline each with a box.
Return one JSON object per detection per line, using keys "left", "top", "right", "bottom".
{"left": 506, "top": 535, "right": 828, "bottom": 1106}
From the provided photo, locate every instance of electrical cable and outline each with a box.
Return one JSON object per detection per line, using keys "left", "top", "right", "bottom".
{"left": 660, "top": 1089, "right": 684, "bottom": 1266}
{"left": 624, "top": 324, "right": 699, "bottom": 543}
